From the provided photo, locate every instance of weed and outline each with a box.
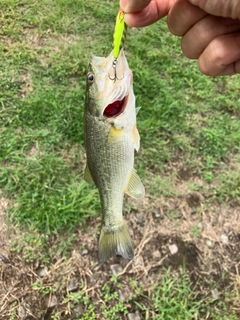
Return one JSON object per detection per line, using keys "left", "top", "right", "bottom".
{"left": 11, "top": 231, "right": 51, "bottom": 263}
{"left": 100, "top": 284, "right": 128, "bottom": 319}
{"left": 32, "top": 280, "right": 56, "bottom": 295}
{"left": 191, "top": 223, "right": 201, "bottom": 238}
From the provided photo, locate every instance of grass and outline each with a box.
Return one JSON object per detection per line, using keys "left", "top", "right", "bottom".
{"left": 1, "top": 0, "right": 240, "bottom": 319}
{"left": 19, "top": 267, "right": 238, "bottom": 320}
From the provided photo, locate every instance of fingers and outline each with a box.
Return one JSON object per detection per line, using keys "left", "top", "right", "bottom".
{"left": 120, "top": 0, "right": 173, "bottom": 27}
{"left": 198, "top": 33, "right": 240, "bottom": 76}
{"left": 181, "top": 16, "right": 240, "bottom": 59}
{"left": 189, "top": 0, "right": 240, "bottom": 19}
{"left": 168, "top": 0, "right": 207, "bottom": 36}
{"left": 217, "top": 60, "right": 240, "bottom": 76}
{"left": 120, "top": 0, "right": 152, "bottom": 13}
{"left": 120, "top": 0, "right": 240, "bottom": 76}
{"left": 123, "top": 2, "right": 165, "bottom": 27}
{"left": 168, "top": 0, "right": 240, "bottom": 76}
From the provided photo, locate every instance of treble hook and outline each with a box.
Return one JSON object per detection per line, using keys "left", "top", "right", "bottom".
{"left": 109, "top": 59, "right": 124, "bottom": 82}
{"left": 109, "top": 59, "right": 118, "bottom": 82}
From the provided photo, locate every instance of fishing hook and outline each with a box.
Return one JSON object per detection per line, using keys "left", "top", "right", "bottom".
{"left": 108, "top": 58, "right": 124, "bottom": 82}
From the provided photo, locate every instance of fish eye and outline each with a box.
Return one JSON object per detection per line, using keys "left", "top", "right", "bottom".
{"left": 87, "top": 73, "right": 94, "bottom": 84}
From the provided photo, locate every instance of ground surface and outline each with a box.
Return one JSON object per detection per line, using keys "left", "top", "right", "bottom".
{"left": 1, "top": 175, "right": 240, "bottom": 319}
{"left": 1, "top": 0, "right": 240, "bottom": 319}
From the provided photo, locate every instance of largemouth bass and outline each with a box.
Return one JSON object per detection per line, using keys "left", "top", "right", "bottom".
{"left": 84, "top": 49, "right": 145, "bottom": 264}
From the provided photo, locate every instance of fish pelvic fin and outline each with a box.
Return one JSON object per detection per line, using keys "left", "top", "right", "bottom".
{"left": 84, "top": 164, "right": 95, "bottom": 185}
{"left": 98, "top": 221, "right": 134, "bottom": 265}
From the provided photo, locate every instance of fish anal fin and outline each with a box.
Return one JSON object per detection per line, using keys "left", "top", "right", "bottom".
{"left": 98, "top": 221, "right": 134, "bottom": 264}
{"left": 125, "top": 169, "right": 145, "bottom": 199}
{"left": 132, "top": 125, "right": 140, "bottom": 152}
{"left": 84, "top": 164, "right": 95, "bottom": 185}
{"left": 107, "top": 126, "right": 124, "bottom": 144}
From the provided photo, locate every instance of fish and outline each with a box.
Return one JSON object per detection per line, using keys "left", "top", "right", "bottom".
{"left": 84, "top": 49, "right": 145, "bottom": 264}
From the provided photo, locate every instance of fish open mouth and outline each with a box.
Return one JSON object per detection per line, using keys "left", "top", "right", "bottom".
{"left": 103, "top": 96, "right": 126, "bottom": 118}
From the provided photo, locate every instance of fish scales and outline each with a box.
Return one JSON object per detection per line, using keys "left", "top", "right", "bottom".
{"left": 84, "top": 49, "right": 145, "bottom": 264}
{"left": 85, "top": 115, "right": 132, "bottom": 219}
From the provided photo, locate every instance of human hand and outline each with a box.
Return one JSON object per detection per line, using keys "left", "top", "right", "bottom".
{"left": 120, "top": 0, "right": 240, "bottom": 76}
{"left": 120, "top": 0, "right": 173, "bottom": 27}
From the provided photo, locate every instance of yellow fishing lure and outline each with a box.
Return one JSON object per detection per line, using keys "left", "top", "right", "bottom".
{"left": 109, "top": 8, "right": 127, "bottom": 82}
{"left": 113, "top": 9, "right": 127, "bottom": 60}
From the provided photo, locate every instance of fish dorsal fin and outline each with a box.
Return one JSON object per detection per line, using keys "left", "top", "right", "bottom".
{"left": 132, "top": 125, "right": 140, "bottom": 152}
{"left": 84, "top": 164, "right": 95, "bottom": 185}
{"left": 125, "top": 169, "right": 145, "bottom": 199}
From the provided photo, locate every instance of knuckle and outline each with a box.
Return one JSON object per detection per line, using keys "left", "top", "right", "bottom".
{"left": 198, "top": 61, "right": 215, "bottom": 76}
{"left": 198, "top": 37, "right": 230, "bottom": 76}
{"left": 210, "top": 39, "right": 227, "bottom": 65}
{"left": 181, "top": 39, "right": 199, "bottom": 59}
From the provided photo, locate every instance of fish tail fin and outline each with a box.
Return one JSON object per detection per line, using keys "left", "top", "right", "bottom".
{"left": 98, "top": 221, "right": 134, "bottom": 265}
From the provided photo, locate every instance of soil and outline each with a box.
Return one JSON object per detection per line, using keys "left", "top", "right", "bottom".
{"left": 1, "top": 174, "right": 240, "bottom": 319}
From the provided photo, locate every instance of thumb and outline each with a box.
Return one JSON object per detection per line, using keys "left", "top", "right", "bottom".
{"left": 189, "top": 0, "right": 240, "bottom": 19}
{"left": 120, "top": 0, "right": 152, "bottom": 13}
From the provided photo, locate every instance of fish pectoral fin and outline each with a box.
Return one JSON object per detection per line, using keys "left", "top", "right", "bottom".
{"left": 98, "top": 222, "right": 134, "bottom": 265}
{"left": 135, "top": 107, "right": 141, "bottom": 115}
{"left": 132, "top": 125, "right": 140, "bottom": 152}
{"left": 125, "top": 169, "right": 145, "bottom": 199}
{"left": 84, "top": 164, "right": 95, "bottom": 185}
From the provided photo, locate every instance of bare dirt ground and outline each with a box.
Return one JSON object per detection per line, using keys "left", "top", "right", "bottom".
{"left": 0, "top": 191, "right": 11, "bottom": 263}
{"left": 1, "top": 174, "right": 240, "bottom": 319}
